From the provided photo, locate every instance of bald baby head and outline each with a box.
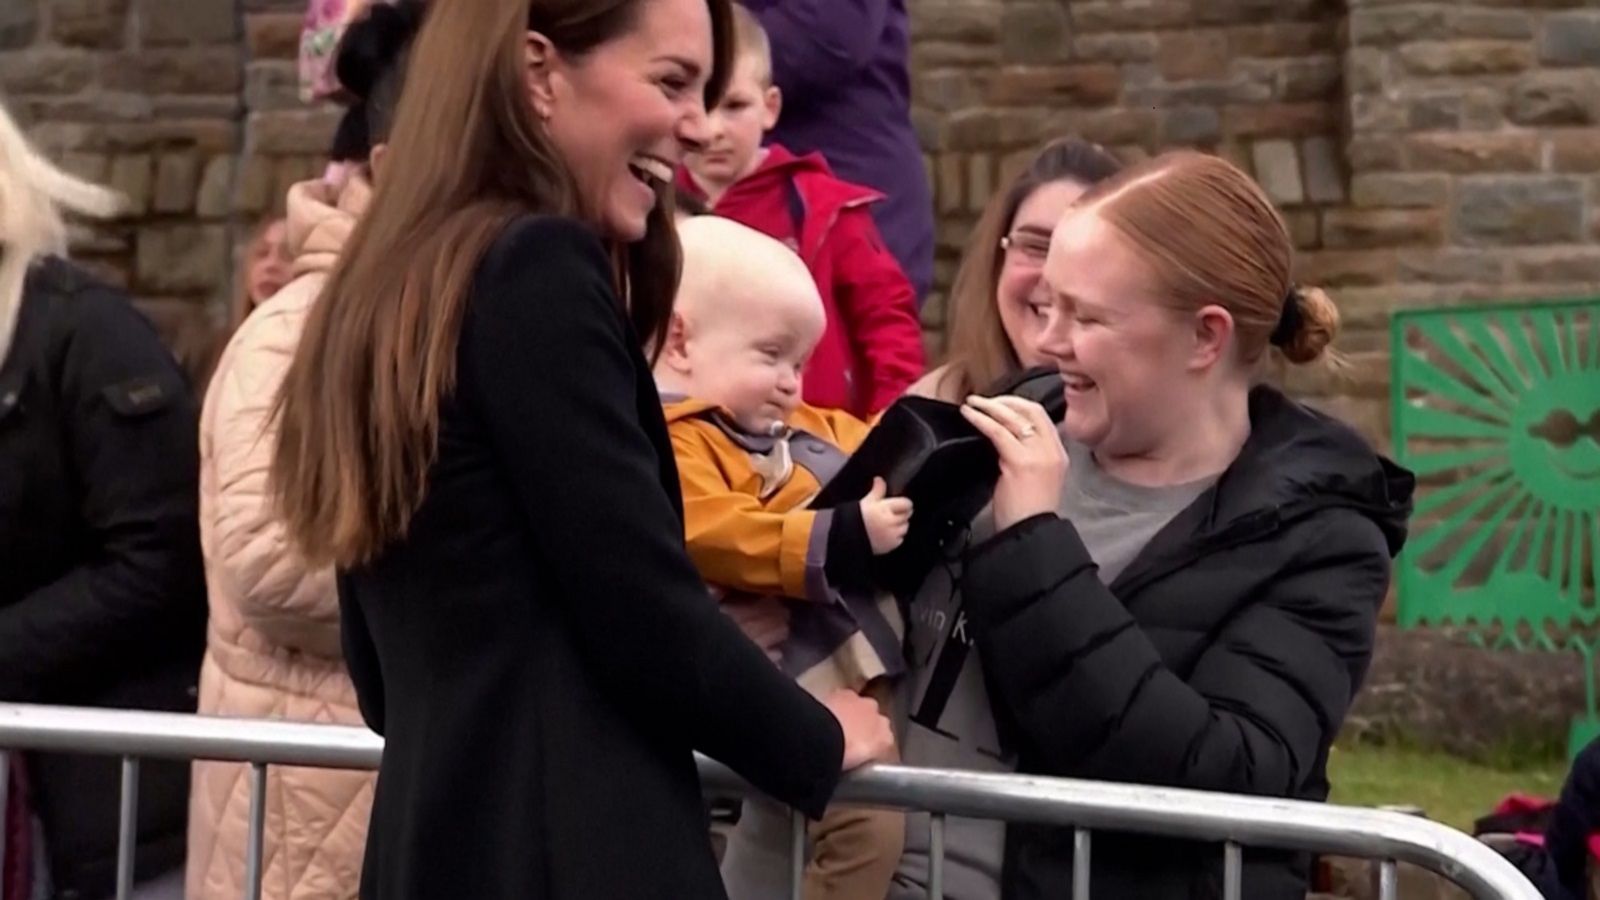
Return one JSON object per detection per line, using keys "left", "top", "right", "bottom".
{"left": 660, "top": 216, "right": 827, "bottom": 432}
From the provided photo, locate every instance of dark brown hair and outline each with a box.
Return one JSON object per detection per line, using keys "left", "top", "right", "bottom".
{"left": 272, "top": 0, "right": 734, "bottom": 568}
{"left": 931, "top": 138, "right": 1122, "bottom": 401}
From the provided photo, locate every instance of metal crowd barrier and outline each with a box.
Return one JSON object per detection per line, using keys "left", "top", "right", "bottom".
{"left": 0, "top": 703, "right": 1541, "bottom": 900}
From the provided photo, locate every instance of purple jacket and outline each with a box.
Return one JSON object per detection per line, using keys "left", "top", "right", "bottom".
{"left": 745, "top": 0, "right": 934, "bottom": 303}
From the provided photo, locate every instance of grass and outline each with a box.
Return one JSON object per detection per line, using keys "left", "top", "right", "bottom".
{"left": 1327, "top": 743, "right": 1569, "bottom": 832}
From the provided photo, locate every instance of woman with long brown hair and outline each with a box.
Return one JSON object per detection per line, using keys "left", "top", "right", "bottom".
{"left": 912, "top": 138, "right": 1123, "bottom": 402}
{"left": 268, "top": 1, "right": 892, "bottom": 898}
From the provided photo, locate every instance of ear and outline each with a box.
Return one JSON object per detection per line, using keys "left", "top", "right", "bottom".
{"left": 368, "top": 143, "right": 389, "bottom": 179}
{"left": 661, "top": 311, "right": 693, "bottom": 372}
{"left": 762, "top": 85, "right": 782, "bottom": 130}
{"left": 1189, "top": 304, "right": 1234, "bottom": 373}
{"left": 524, "top": 31, "right": 559, "bottom": 121}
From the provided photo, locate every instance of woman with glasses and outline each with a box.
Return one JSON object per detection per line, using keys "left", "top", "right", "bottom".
{"left": 910, "top": 139, "right": 1123, "bottom": 403}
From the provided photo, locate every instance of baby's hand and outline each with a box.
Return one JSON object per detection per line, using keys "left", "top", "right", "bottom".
{"left": 861, "top": 477, "right": 913, "bottom": 556}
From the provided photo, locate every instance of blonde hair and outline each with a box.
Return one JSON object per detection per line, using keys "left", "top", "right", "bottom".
{"left": 675, "top": 214, "right": 820, "bottom": 327}
{"left": 730, "top": 3, "right": 771, "bottom": 83}
{"left": 0, "top": 101, "right": 122, "bottom": 364}
{"left": 1079, "top": 150, "right": 1338, "bottom": 366}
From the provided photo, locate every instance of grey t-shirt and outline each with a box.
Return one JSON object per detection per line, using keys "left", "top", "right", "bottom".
{"left": 890, "top": 436, "right": 1216, "bottom": 900}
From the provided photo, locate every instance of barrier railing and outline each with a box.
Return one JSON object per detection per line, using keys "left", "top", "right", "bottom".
{"left": 0, "top": 702, "right": 1541, "bottom": 900}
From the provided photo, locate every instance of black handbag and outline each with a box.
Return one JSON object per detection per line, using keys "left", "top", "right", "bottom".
{"left": 811, "top": 366, "right": 1066, "bottom": 595}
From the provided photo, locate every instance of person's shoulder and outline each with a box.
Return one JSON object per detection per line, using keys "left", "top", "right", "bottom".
{"left": 481, "top": 214, "right": 610, "bottom": 276}
{"left": 470, "top": 214, "right": 618, "bottom": 323}
{"left": 25, "top": 257, "right": 161, "bottom": 352}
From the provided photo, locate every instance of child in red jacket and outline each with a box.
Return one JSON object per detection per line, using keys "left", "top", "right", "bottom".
{"left": 677, "top": 5, "right": 925, "bottom": 418}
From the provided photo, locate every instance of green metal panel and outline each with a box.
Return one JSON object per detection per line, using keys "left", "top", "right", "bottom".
{"left": 1390, "top": 298, "right": 1600, "bottom": 758}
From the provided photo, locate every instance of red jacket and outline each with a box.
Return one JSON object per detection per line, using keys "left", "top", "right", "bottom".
{"left": 677, "top": 145, "right": 925, "bottom": 416}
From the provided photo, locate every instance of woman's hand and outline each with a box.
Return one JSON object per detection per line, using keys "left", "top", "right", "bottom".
{"left": 961, "top": 395, "right": 1069, "bottom": 532}
{"left": 715, "top": 589, "right": 790, "bottom": 665}
{"left": 823, "top": 690, "right": 896, "bottom": 771}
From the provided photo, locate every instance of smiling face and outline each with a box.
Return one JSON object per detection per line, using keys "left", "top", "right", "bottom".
{"left": 995, "top": 178, "right": 1092, "bottom": 371}
{"left": 1511, "top": 371, "right": 1600, "bottom": 509}
{"left": 536, "top": 0, "right": 714, "bottom": 241}
{"left": 1036, "top": 208, "right": 1209, "bottom": 454}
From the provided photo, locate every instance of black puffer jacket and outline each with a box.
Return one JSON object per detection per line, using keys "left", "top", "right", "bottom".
{"left": 0, "top": 258, "right": 205, "bottom": 898}
{"left": 962, "top": 387, "right": 1414, "bottom": 900}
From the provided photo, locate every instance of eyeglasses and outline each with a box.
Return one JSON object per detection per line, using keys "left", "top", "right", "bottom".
{"left": 999, "top": 230, "right": 1051, "bottom": 265}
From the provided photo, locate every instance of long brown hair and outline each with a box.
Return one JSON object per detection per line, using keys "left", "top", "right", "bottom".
{"left": 271, "top": 0, "right": 734, "bottom": 568}
{"left": 933, "top": 138, "right": 1122, "bottom": 401}
{"left": 1078, "top": 150, "right": 1339, "bottom": 366}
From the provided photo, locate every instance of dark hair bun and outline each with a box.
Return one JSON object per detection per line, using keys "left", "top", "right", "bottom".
{"left": 334, "top": 0, "right": 427, "bottom": 102}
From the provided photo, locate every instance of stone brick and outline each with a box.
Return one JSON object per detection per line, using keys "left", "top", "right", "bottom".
{"left": 916, "top": 69, "right": 986, "bottom": 112}
{"left": 1396, "top": 249, "right": 1506, "bottom": 285}
{"left": 152, "top": 97, "right": 244, "bottom": 119}
{"left": 153, "top": 153, "right": 199, "bottom": 213}
{"left": 1224, "top": 102, "right": 1338, "bottom": 139}
{"left": 234, "top": 154, "right": 274, "bottom": 214}
{"left": 1195, "top": 0, "right": 1320, "bottom": 27}
{"left": 1071, "top": 34, "right": 1160, "bottom": 64}
{"left": 271, "top": 156, "right": 320, "bottom": 211}
{"left": 1347, "top": 137, "right": 1405, "bottom": 173}
{"left": 1350, "top": 173, "right": 1450, "bottom": 209}
{"left": 987, "top": 65, "right": 1121, "bottom": 106}
{"left": 1229, "top": 22, "right": 1339, "bottom": 58}
{"left": 1072, "top": 1, "right": 1195, "bottom": 33}
{"left": 1405, "top": 93, "right": 1463, "bottom": 130}
{"left": 911, "top": 40, "right": 999, "bottom": 69}
{"left": 1507, "top": 71, "right": 1600, "bottom": 127}
{"left": 998, "top": 149, "right": 1037, "bottom": 187}
{"left": 1302, "top": 137, "right": 1345, "bottom": 204}
{"left": 1163, "top": 106, "right": 1223, "bottom": 145}
{"left": 137, "top": 225, "right": 226, "bottom": 292}
{"left": 101, "top": 49, "right": 242, "bottom": 95}
{"left": 1539, "top": 13, "right": 1600, "bottom": 67}
{"left": 1300, "top": 250, "right": 1398, "bottom": 287}
{"left": 1346, "top": 47, "right": 1390, "bottom": 95}
{"left": 1404, "top": 133, "right": 1541, "bottom": 174}
{"left": 59, "top": 152, "right": 109, "bottom": 185}
{"left": 69, "top": 120, "right": 238, "bottom": 153}
{"left": 1000, "top": 4, "right": 1070, "bottom": 64}
{"left": 196, "top": 156, "right": 235, "bottom": 218}
{"left": 1350, "top": 5, "right": 1450, "bottom": 46}
{"left": 0, "top": 0, "right": 39, "bottom": 49}
{"left": 1278, "top": 57, "right": 1341, "bottom": 102}
{"left": 52, "top": 0, "right": 128, "bottom": 47}
{"left": 937, "top": 154, "right": 963, "bottom": 213}
{"left": 249, "top": 108, "right": 341, "bottom": 155}
{"left": 1461, "top": 88, "right": 1509, "bottom": 130}
{"left": 1451, "top": 9, "right": 1535, "bottom": 40}
{"left": 136, "top": 0, "right": 237, "bottom": 45}
{"left": 1351, "top": 95, "right": 1407, "bottom": 132}
{"left": 1130, "top": 78, "right": 1272, "bottom": 107}
{"left": 1399, "top": 41, "right": 1534, "bottom": 77}
{"left": 1452, "top": 177, "right": 1586, "bottom": 246}
{"left": 245, "top": 60, "right": 301, "bottom": 111}
{"left": 1511, "top": 249, "right": 1600, "bottom": 283}
{"left": 1283, "top": 209, "right": 1320, "bottom": 250}
{"left": 913, "top": 2, "right": 1000, "bottom": 43}
{"left": 1074, "top": 109, "right": 1162, "bottom": 148}
{"left": 1252, "top": 140, "right": 1305, "bottom": 205}
{"left": 1550, "top": 131, "right": 1600, "bottom": 173}
{"left": 0, "top": 50, "right": 95, "bottom": 95}
{"left": 966, "top": 155, "right": 993, "bottom": 213}
{"left": 245, "top": 11, "right": 303, "bottom": 58}
{"left": 1322, "top": 209, "right": 1444, "bottom": 249}
{"left": 107, "top": 154, "right": 152, "bottom": 217}
{"left": 1159, "top": 32, "right": 1231, "bottom": 81}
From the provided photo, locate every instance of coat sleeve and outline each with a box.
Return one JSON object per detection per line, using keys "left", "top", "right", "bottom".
{"left": 753, "top": 0, "right": 892, "bottom": 99}
{"left": 671, "top": 426, "right": 825, "bottom": 602}
{"left": 829, "top": 207, "right": 925, "bottom": 414}
{"left": 203, "top": 290, "right": 341, "bottom": 658}
{"left": 460, "top": 216, "right": 844, "bottom": 818}
{"left": 0, "top": 279, "right": 205, "bottom": 700}
{"left": 963, "top": 511, "right": 1388, "bottom": 797}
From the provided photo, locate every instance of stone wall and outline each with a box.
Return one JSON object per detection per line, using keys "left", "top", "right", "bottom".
{"left": 1, "top": 0, "right": 335, "bottom": 359}
{"left": 5, "top": 0, "right": 1599, "bottom": 451}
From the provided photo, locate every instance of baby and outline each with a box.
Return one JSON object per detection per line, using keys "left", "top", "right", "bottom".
{"left": 657, "top": 215, "right": 909, "bottom": 900}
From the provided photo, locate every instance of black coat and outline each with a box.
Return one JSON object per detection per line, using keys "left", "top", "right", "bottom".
{"left": 340, "top": 216, "right": 845, "bottom": 900}
{"left": 0, "top": 259, "right": 205, "bottom": 897}
{"left": 961, "top": 387, "right": 1414, "bottom": 900}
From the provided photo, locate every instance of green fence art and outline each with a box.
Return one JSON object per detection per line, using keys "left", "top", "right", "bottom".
{"left": 1391, "top": 298, "right": 1600, "bottom": 759}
